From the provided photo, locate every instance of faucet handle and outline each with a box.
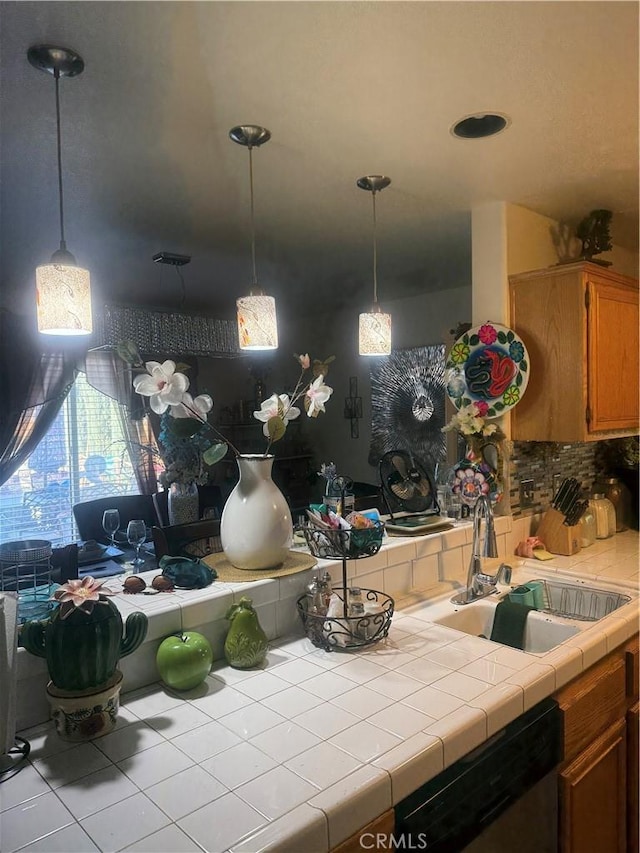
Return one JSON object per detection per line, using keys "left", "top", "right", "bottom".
{"left": 496, "top": 562, "right": 512, "bottom": 584}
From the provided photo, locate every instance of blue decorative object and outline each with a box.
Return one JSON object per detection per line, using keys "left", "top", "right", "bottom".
{"left": 159, "top": 555, "right": 217, "bottom": 589}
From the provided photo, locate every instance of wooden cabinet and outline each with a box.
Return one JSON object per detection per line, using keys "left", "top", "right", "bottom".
{"left": 626, "top": 702, "right": 638, "bottom": 853}
{"left": 555, "top": 634, "right": 639, "bottom": 853}
{"left": 559, "top": 718, "right": 627, "bottom": 853}
{"left": 509, "top": 262, "right": 639, "bottom": 442}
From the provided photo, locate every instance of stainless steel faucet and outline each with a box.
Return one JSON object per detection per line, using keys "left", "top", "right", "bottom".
{"left": 451, "top": 495, "right": 511, "bottom": 604}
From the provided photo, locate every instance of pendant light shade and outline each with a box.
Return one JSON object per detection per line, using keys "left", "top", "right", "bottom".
{"left": 359, "top": 305, "right": 392, "bottom": 356}
{"left": 36, "top": 261, "right": 92, "bottom": 335}
{"left": 28, "top": 45, "right": 92, "bottom": 336}
{"left": 357, "top": 175, "right": 391, "bottom": 356}
{"left": 230, "top": 125, "right": 278, "bottom": 351}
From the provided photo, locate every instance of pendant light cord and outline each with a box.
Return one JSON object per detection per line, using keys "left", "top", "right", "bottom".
{"left": 372, "top": 189, "right": 378, "bottom": 305}
{"left": 54, "top": 70, "right": 67, "bottom": 251}
{"left": 248, "top": 145, "right": 258, "bottom": 290}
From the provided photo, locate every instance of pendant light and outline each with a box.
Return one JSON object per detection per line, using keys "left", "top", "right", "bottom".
{"left": 230, "top": 125, "right": 278, "bottom": 351}
{"left": 357, "top": 176, "right": 392, "bottom": 356}
{"left": 28, "top": 45, "right": 92, "bottom": 336}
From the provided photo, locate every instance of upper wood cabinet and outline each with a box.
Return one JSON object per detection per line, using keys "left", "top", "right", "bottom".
{"left": 509, "top": 261, "right": 639, "bottom": 442}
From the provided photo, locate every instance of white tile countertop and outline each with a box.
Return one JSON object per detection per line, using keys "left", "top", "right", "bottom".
{"left": 5, "top": 529, "right": 639, "bottom": 853}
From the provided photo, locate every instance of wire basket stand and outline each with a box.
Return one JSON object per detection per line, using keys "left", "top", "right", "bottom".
{"left": 297, "top": 521, "right": 394, "bottom": 651}
{"left": 0, "top": 540, "right": 54, "bottom": 624}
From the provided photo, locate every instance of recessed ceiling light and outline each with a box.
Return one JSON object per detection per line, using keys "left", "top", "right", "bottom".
{"left": 451, "top": 112, "right": 511, "bottom": 139}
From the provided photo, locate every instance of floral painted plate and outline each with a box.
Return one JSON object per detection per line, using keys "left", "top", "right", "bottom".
{"left": 445, "top": 322, "right": 529, "bottom": 418}
{"left": 451, "top": 459, "right": 500, "bottom": 506}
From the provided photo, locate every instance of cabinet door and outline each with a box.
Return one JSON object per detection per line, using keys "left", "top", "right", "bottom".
{"left": 587, "top": 278, "right": 639, "bottom": 432}
{"left": 627, "top": 703, "right": 639, "bottom": 853}
{"left": 559, "top": 718, "right": 626, "bottom": 853}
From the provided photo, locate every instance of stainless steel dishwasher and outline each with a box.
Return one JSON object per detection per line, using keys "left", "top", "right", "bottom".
{"left": 394, "top": 697, "right": 561, "bottom": 853}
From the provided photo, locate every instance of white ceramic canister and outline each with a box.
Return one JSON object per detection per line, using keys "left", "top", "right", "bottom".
{"left": 589, "top": 493, "right": 616, "bottom": 539}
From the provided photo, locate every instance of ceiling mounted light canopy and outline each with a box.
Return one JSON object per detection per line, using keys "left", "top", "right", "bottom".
{"left": 230, "top": 124, "right": 278, "bottom": 351}
{"left": 28, "top": 44, "right": 92, "bottom": 336}
{"left": 357, "top": 175, "right": 392, "bottom": 356}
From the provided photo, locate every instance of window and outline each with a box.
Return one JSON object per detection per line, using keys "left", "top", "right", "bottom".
{"left": 0, "top": 372, "right": 139, "bottom": 545}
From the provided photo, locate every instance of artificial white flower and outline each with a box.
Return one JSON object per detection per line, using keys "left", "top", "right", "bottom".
{"left": 306, "top": 375, "right": 333, "bottom": 417}
{"left": 253, "top": 394, "right": 301, "bottom": 437}
{"left": 133, "top": 361, "right": 189, "bottom": 414}
{"left": 171, "top": 393, "right": 213, "bottom": 420}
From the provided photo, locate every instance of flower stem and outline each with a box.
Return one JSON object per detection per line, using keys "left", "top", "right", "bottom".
{"left": 178, "top": 402, "right": 242, "bottom": 457}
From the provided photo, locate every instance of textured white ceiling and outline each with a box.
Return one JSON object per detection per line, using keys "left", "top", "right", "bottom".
{"left": 1, "top": 1, "right": 638, "bottom": 319}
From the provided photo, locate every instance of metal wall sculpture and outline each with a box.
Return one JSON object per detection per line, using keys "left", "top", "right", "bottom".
{"left": 369, "top": 344, "right": 447, "bottom": 472}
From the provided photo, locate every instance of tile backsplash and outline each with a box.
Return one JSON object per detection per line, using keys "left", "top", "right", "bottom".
{"left": 509, "top": 439, "right": 625, "bottom": 517}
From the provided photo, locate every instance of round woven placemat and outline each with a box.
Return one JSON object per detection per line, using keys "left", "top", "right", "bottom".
{"left": 202, "top": 550, "right": 317, "bottom": 583}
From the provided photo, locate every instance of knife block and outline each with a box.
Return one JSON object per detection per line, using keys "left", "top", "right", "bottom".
{"left": 536, "top": 508, "right": 581, "bottom": 556}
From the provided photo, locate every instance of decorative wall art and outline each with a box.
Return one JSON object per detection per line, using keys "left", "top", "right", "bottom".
{"left": 369, "top": 344, "right": 447, "bottom": 472}
{"left": 344, "top": 377, "right": 363, "bottom": 439}
{"left": 445, "top": 322, "right": 529, "bottom": 418}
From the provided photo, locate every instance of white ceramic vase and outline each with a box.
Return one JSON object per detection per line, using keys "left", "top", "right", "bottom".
{"left": 221, "top": 455, "right": 292, "bottom": 570}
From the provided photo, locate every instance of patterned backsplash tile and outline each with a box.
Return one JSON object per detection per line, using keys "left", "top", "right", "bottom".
{"left": 509, "top": 438, "right": 633, "bottom": 518}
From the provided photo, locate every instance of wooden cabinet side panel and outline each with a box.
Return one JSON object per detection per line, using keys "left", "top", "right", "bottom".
{"left": 559, "top": 719, "right": 627, "bottom": 853}
{"left": 627, "top": 703, "right": 639, "bottom": 853}
{"left": 510, "top": 272, "right": 586, "bottom": 441}
{"left": 588, "top": 280, "right": 639, "bottom": 432}
{"left": 331, "top": 809, "right": 395, "bottom": 853}
{"left": 625, "top": 635, "right": 639, "bottom": 701}
{"left": 556, "top": 653, "right": 626, "bottom": 760}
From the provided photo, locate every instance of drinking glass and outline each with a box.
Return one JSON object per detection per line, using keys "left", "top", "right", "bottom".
{"left": 127, "top": 519, "right": 147, "bottom": 568}
{"left": 102, "top": 509, "right": 120, "bottom": 548}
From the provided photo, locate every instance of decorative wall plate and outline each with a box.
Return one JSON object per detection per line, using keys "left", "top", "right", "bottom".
{"left": 445, "top": 322, "right": 529, "bottom": 418}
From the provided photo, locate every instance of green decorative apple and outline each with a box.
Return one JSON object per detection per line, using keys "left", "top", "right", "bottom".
{"left": 156, "top": 632, "right": 213, "bottom": 691}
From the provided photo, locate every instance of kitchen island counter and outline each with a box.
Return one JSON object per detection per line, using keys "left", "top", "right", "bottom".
{"left": 7, "top": 531, "right": 639, "bottom": 853}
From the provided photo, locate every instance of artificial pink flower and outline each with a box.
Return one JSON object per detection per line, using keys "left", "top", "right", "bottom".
{"left": 478, "top": 323, "right": 497, "bottom": 345}
{"left": 52, "top": 576, "right": 114, "bottom": 619}
{"left": 474, "top": 400, "right": 489, "bottom": 417}
{"left": 297, "top": 353, "right": 311, "bottom": 369}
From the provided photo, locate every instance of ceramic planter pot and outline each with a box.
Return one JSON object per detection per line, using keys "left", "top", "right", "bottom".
{"left": 47, "top": 670, "right": 123, "bottom": 742}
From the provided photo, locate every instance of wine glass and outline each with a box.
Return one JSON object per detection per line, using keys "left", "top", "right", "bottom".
{"left": 127, "top": 519, "right": 147, "bottom": 569}
{"left": 102, "top": 509, "right": 120, "bottom": 548}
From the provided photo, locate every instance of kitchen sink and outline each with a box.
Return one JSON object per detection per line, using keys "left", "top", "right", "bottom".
{"left": 433, "top": 600, "right": 581, "bottom": 653}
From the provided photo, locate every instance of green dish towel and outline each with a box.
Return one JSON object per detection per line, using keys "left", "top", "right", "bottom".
{"left": 490, "top": 599, "right": 535, "bottom": 650}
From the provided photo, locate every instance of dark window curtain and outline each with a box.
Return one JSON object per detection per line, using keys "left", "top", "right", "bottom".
{"left": 119, "top": 411, "right": 159, "bottom": 495}
{"left": 0, "top": 310, "right": 78, "bottom": 487}
{"left": 84, "top": 348, "right": 159, "bottom": 495}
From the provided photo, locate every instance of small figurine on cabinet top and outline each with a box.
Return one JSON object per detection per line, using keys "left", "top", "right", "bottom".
{"left": 575, "top": 209, "right": 613, "bottom": 264}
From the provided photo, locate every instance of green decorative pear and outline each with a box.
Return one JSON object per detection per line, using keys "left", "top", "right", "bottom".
{"left": 224, "top": 597, "right": 268, "bottom": 669}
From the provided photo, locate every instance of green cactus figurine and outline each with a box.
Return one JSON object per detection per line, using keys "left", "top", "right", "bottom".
{"left": 224, "top": 597, "right": 268, "bottom": 669}
{"left": 21, "top": 576, "right": 147, "bottom": 692}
